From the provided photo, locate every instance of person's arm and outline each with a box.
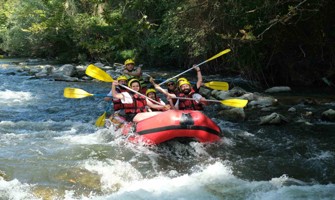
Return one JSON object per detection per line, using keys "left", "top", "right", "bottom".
{"left": 112, "top": 81, "right": 124, "bottom": 100}
{"left": 150, "top": 77, "right": 170, "bottom": 96}
{"left": 192, "top": 93, "right": 208, "bottom": 105}
{"left": 124, "top": 66, "right": 142, "bottom": 77}
{"left": 146, "top": 98, "right": 170, "bottom": 110}
{"left": 104, "top": 88, "right": 113, "bottom": 101}
{"left": 194, "top": 65, "right": 203, "bottom": 90}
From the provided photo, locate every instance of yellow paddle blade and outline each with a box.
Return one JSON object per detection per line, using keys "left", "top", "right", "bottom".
{"left": 206, "top": 49, "right": 231, "bottom": 62}
{"left": 204, "top": 81, "right": 229, "bottom": 91}
{"left": 64, "top": 87, "right": 94, "bottom": 98}
{"left": 86, "top": 64, "right": 114, "bottom": 82}
{"left": 95, "top": 112, "right": 106, "bottom": 127}
{"left": 221, "top": 99, "right": 248, "bottom": 108}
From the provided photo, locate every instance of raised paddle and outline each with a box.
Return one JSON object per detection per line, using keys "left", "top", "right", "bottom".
{"left": 159, "top": 49, "right": 231, "bottom": 85}
{"left": 147, "top": 76, "right": 229, "bottom": 91}
{"left": 173, "top": 97, "right": 248, "bottom": 108}
{"left": 85, "top": 64, "right": 164, "bottom": 106}
{"left": 63, "top": 87, "right": 108, "bottom": 99}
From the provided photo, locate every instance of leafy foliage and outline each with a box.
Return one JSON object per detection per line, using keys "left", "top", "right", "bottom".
{"left": 0, "top": 0, "right": 334, "bottom": 86}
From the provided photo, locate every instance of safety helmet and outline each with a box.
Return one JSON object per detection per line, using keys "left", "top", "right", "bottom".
{"left": 146, "top": 88, "right": 156, "bottom": 96}
{"left": 117, "top": 75, "right": 127, "bottom": 81}
{"left": 177, "top": 77, "right": 188, "bottom": 83}
{"left": 128, "top": 78, "right": 141, "bottom": 88}
{"left": 178, "top": 80, "right": 191, "bottom": 88}
{"left": 166, "top": 78, "right": 176, "bottom": 85}
{"left": 124, "top": 59, "right": 135, "bottom": 65}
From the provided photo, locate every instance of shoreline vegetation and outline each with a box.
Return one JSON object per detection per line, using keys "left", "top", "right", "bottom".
{"left": 0, "top": 0, "right": 334, "bottom": 87}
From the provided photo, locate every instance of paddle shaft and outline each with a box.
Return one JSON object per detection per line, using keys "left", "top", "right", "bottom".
{"left": 159, "top": 49, "right": 230, "bottom": 85}
{"left": 119, "top": 85, "right": 164, "bottom": 106}
{"left": 159, "top": 66, "right": 197, "bottom": 86}
{"left": 172, "top": 97, "right": 221, "bottom": 103}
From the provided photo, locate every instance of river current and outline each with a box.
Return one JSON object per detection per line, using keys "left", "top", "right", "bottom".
{"left": 0, "top": 61, "right": 334, "bottom": 199}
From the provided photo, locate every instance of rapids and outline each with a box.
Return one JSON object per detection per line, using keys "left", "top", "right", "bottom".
{"left": 0, "top": 61, "right": 334, "bottom": 200}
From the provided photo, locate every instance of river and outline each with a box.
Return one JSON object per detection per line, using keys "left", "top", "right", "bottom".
{"left": 0, "top": 60, "right": 335, "bottom": 199}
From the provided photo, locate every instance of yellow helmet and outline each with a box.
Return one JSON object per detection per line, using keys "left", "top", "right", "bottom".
{"left": 128, "top": 78, "right": 141, "bottom": 88}
{"left": 124, "top": 59, "right": 135, "bottom": 65}
{"left": 117, "top": 75, "right": 127, "bottom": 81}
{"left": 146, "top": 88, "right": 156, "bottom": 96}
{"left": 177, "top": 77, "right": 188, "bottom": 83}
{"left": 178, "top": 80, "right": 191, "bottom": 88}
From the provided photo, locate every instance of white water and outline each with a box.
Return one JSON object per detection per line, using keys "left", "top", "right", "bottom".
{"left": 1, "top": 160, "right": 334, "bottom": 199}
{"left": 1, "top": 63, "right": 334, "bottom": 199}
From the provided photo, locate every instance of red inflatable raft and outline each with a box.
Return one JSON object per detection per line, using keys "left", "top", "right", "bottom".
{"left": 119, "top": 110, "right": 222, "bottom": 145}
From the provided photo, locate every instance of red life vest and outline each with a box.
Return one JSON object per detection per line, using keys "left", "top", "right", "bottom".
{"left": 112, "top": 87, "right": 127, "bottom": 111}
{"left": 168, "top": 89, "right": 179, "bottom": 105}
{"left": 148, "top": 97, "right": 164, "bottom": 111}
{"left": 123, "top": 93, "right": 147, "bottom": 114}
{"left": 177, "top": 90, "right": 203, "bottom": 110}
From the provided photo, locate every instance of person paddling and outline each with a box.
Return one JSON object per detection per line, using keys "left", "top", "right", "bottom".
{"left": 176, "top": 65, "right": 203, "bottom": 93}
{"left": 104, "top": 75, "right": 128, "bottom": 128}
{"left": 173, "top": 80, "right": 207, "bottom": 110}
{"left": 150, "top": 65, "right": 203, "bottom": 110}
{"left": 112, "top": 79, "right": 170, "bottom": 122}
{"left": 149, "top": 78, "right": 179, "bottom": 109}
{"left": 145, "top": 88, "right": 170, "bottom": 111}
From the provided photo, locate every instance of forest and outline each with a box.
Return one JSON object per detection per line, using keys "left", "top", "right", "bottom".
{"left": 0, "top": 0, "right": 334, "bottom": 87}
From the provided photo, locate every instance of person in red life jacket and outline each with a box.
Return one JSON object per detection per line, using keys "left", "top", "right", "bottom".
{"left": 176, "top": 65, "right": 203, "bottom": 93}
{"left": 104, "top": 75, "right": 128, "bottom": 127}
{"left": 123, "top": 59, "right": 147, "bottom": 94}
{"left": 149, "top": 78, "right": 179, "bottom": 109}
{"left": 145, "top": 88, "right": 170, "bottom": 111}
{"left": 105, "top": 75, "right": 128, "bottom": 112}
{"left": 166, "top": 80, "right": 208, "bottom": 110}
{"left": 112, "top": 79, "right": 170, "bottom": 122}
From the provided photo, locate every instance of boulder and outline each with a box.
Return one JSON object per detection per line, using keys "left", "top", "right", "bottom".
{"left": 228, "top": 86, "right": 247, "bottom": 97}
{"left": 265, "top": 86, "right": 291, "bottom": 93}
{"left": 199, "top": 87, "right": 212, "bottom": 98}
{"left": 55, "top": 64, "right": 76, "bottom": 77}
{"left": 321, "top": 109, "right": 335, "bottom": 122}
{"left": 75, "top": 65, "right": 87, "bottom": 78}
{"left": 216, "top": 91, "right": 231, "bottom": 100}
{"left": 249, "top": 95, "right": 278, "bottom": 108}
{"left": 93, "top": 62, "right": 104, "bottom": 68}
{"left": 259, "top": 112, "right": 289, "bottom": 125}
{"left": 218, "top": 108, "right": 246, "bottom": 122}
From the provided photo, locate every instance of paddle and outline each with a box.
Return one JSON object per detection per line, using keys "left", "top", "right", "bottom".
{"left": 173, "top": 97, "right": 248, "bottom": 108}
{"left": 63, "top": 87, "right": 112, "bottom": 127}
{"left": 86, "top": 64, "right": 114, "bottom": 82}
{"left": 159, "top": 49, "right": 231, "bottom": 85}
{"left": 85, "top": 65, "right": 164, "bottom": 106}
{"left": 203, "top": 81, "right": 229, "bottom": 91}
{"left": 63, "top": 87, "right": 107, "bottom": 99}
{"left": 148, "top": 76, "right": 229, "bottom": 91}
{"left": 95, "top": 103, "right": 112, "bottom": 127}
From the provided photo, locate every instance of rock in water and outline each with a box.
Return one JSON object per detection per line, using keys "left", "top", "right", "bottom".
{"left": 259, "top": 112, "right": 289, "bottom": 125}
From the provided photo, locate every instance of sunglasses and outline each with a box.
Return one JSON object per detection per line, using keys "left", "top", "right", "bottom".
{"left": 167, "top": 83, "right": 175, "bottom": 86}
